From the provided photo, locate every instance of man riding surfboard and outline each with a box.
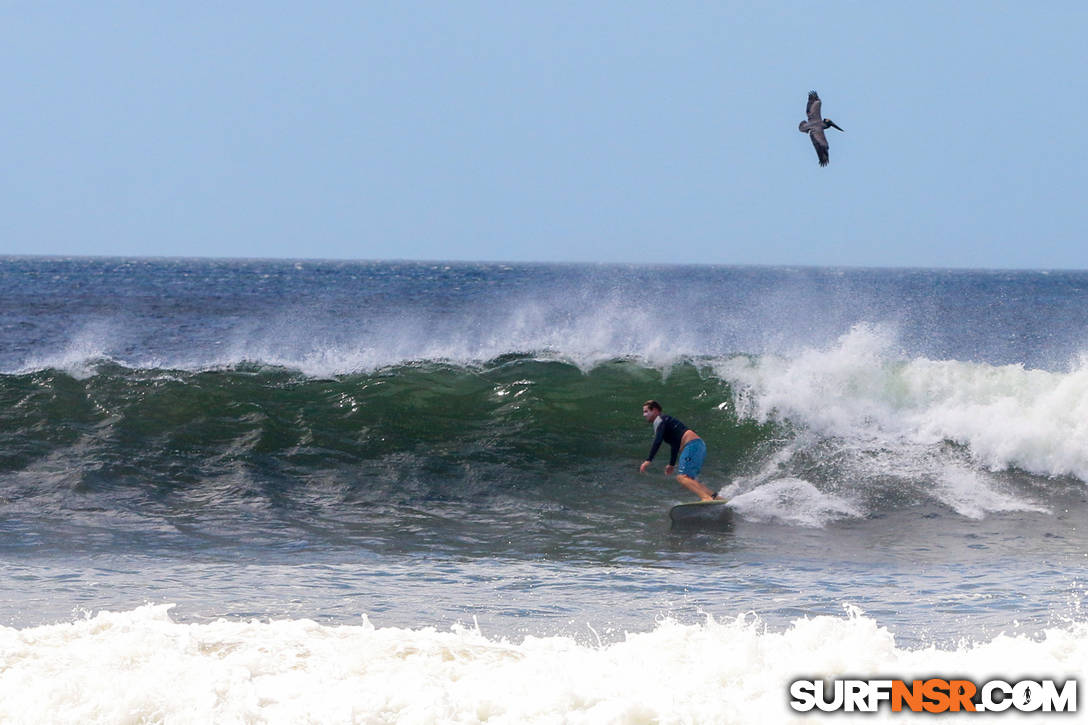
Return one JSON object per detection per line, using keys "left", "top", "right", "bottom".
{"left": 639, "top": 400, "right": 720, "bottom": 501}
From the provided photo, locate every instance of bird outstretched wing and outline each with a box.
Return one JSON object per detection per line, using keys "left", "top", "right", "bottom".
{"left": 809, "top": 127, "right": 830, "bottom": 166}
{"left": 806, "top": 91, "right": 821, "bottom": 122}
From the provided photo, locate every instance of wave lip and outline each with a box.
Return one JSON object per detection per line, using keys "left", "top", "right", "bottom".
{"left": 2, "top": 604, "right": 1084, "bottom": 723}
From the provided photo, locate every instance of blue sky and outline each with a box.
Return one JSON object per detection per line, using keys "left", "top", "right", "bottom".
{"left": 3, "top": 2, "right": 1086, "bottom": 268}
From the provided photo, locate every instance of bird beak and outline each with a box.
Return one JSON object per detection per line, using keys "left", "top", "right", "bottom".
{"left": 828, "top": 121, "right": 844, "bottom": 132}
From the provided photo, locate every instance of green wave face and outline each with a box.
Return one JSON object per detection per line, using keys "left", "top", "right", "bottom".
{"left": 0, "top": 358, "right": 782, "bottom": 560}
{"left": 0, "top": 358, "right": 772, "bottom": 504}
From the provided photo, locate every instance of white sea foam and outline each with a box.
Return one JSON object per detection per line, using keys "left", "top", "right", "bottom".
{"left": 724, "top": 478, "right": 864, "bottom": 528}
{"left": 717, "top": 324, "right": 1088, "bottom": 488}
{"left": 0, "top": 605, "right": 1083, "bottom": 724}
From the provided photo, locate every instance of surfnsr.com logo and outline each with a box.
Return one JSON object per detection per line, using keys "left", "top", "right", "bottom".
{"left": 789, "top": 678, "right": 1077, "bottom": 713}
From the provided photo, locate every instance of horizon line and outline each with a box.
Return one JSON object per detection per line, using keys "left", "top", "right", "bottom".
{"left": 2, "top": 253, "right": 1083, "bottom": 275}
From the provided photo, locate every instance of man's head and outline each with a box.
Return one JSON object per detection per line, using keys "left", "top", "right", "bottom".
{"left": 642, "top": 400, "right": 662, "bottom": 424}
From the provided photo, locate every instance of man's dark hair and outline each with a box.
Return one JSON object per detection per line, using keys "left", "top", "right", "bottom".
{"left": 642, "top": 400, "right": 662, "bottom": 412}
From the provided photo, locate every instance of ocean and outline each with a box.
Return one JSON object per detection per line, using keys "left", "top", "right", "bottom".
{"left": 0, "top": 257, "right": 1085, "bottom": 722}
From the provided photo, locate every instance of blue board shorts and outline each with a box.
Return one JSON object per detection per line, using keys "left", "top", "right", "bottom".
{"left": 676, "top": 439, "right": 707, "bottom": 478}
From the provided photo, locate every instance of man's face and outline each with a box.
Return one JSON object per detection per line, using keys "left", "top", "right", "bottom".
{"left": 642, "top": 406, "right": 659, "bottom": 424}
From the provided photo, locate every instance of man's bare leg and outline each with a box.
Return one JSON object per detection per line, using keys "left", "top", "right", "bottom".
{"left": 677, "top": 474, "right": 718, "bottom": 501}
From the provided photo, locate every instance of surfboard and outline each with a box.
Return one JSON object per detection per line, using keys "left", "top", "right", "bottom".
{"left": 668, "top": 499, "right": 733, "bottom": 527}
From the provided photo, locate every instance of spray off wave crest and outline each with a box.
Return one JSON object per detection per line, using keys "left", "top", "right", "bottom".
{"left": 12, "top": 291, "right": 720, "bottom": 378}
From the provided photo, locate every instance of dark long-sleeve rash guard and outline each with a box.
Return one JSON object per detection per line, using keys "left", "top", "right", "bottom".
{"left": 646, "top": 415, "right": 689, "bottom": 466}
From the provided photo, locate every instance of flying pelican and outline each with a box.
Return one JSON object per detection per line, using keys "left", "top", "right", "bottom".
{"left": 798, "top": 91, "right": 844, "bottom": 166}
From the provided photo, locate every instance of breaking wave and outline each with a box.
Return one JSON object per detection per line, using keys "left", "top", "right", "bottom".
{"left": 1, "top": 322, "right": 1084, "bottom": 546}
{"left": 1, "top": 604, "right": 1083, "bottom": 723}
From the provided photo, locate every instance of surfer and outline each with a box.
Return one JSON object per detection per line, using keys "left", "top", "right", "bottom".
{"left": 639, "top": 400, "right": 720, "bottom": 501}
